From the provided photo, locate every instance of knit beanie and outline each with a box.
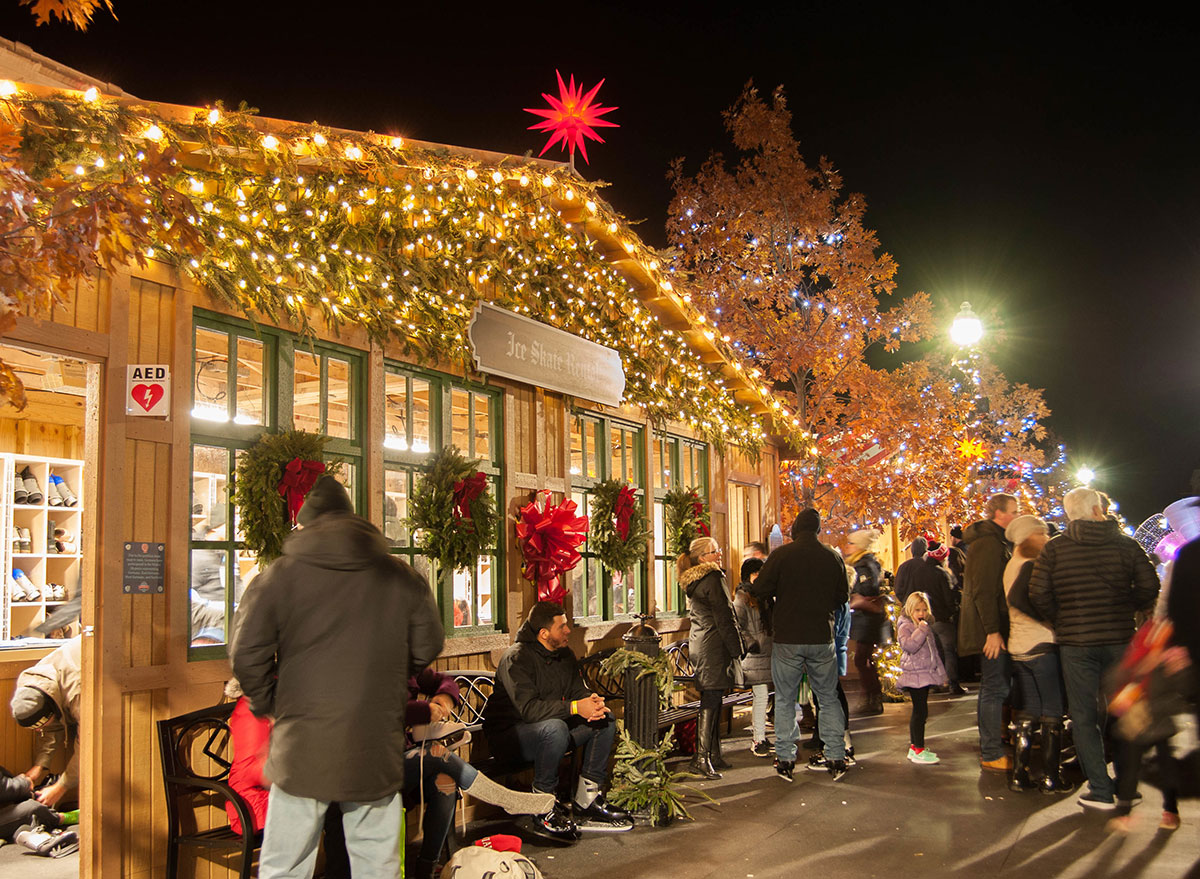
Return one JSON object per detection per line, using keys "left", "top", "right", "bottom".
{"left": 1005, "top": 514, "right": 1048, "bottom": 548}
{"left": 296, "top": 475, "right": 353, "bottom": 526}
{"left": 791, "top": 508, "right": 821, "bottom": 536}
{"left": 11, "top": 686, "right": 57, "bottom": 728}
{"left": 926, "top": 540, "right": 949, "bottom": 562}
{"left": 847, "top": 528, "right": 881, "bottom": 551}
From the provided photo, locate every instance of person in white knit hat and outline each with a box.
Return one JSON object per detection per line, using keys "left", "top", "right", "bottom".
{"left": 843, "top": 528, "right": 886, "bottom": 716}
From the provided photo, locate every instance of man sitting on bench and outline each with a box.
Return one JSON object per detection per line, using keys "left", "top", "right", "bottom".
{"left": 483, "top": 601, "right": 632, "bottom": 841}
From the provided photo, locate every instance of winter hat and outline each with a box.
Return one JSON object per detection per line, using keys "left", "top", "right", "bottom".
{"left": 296, "top": 475, "right": 353, "bottom": 526}
{"left": 847, "top": 528, "right": 881, "bottom": 551}
{"left": 909, "top": 536, "right": 928, "bottom": 557}
{"left": 926, "top": 540, "right": 949, "bottom": 562}
{"left": 1163, "top": 497, "right": 1200, "bottom": 542}
{"left": 11, "top": 686, "right": 57, "bottom": 728}
{"left": 949, "top": 525, "right": 963, "bottom": 540}
{"left": 791, "top": 508, "right": 821, "bottom": 536}
{"left": 1005, "top": 514, "right": 1048, "bottom": 547}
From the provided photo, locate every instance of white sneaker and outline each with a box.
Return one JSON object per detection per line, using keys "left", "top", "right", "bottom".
{"left": 9, "top": 572, "right": 27, "bottom": 602}
{"left": 13, "top": 569, "right": 38, "bottom": 601}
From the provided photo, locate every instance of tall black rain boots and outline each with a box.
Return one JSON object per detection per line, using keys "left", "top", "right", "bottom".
{"left": 688, "top": 705, "right": 722, "bottom": 779}
{"left": 1008, "top": 717, "right": 1035, "bottom": 792}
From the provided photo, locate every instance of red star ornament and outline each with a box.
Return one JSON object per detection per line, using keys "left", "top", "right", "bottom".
{"left": 524, "top": 71, "right": 618, "bottom": 164}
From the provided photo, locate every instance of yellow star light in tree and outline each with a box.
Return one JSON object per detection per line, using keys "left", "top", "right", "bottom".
{"left": 958, "top": 438, "right": 986, "bottom": 460}
{"left": 524, "top": 71, "right": 618, "bottom": 164}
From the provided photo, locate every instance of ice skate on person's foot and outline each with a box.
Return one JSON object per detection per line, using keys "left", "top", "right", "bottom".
{"left": 520, "top": 798, "right": 580, "bottom": 845}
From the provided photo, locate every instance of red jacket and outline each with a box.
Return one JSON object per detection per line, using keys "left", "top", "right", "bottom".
{"left": 226, "top": 697, "right": 271, "bottom": 835}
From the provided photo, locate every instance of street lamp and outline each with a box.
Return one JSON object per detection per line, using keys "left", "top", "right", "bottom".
{"left": 1076, "top": 466, "right": 1096, "bottom": 485}
{"left": 950, "top": 301, "right": 984, "bottom": 347}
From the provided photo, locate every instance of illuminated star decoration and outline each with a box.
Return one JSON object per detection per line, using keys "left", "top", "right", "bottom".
{"left": 524, "top": 71, "right": 618, "bottom": 164}
{"left": 958, "top": 438, "right": 986, "bottom": 461}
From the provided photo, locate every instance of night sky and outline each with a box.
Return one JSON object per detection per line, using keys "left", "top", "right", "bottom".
{"left": 2, "top": 2, "right": 1196, "bottom": 524}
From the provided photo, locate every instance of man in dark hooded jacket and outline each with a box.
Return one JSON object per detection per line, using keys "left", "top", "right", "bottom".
{"left": 484, "top": 601, "right": 631, "bottom": 839}
{"left": 232, "top": 475, "right": 444, "bottom": 879}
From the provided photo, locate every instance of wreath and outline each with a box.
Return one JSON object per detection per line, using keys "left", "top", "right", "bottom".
{"left": 234, "top": 429, "right": 338, "bottom": 564}
{"left": 664, "top": 485, "right": 710, "bottom": 556}
{"left": 589, "top": 479, "right": 651, "bottom": 574}
{"left": 407, "top": 446, "right": 498, "bottom": 574}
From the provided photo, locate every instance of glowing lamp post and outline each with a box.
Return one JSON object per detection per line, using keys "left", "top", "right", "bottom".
{"left": 950, "top": 301, "right": 984, "bottom": 347}
{"left": 1076, "top": 466, "right": 1096, "bottom": 485}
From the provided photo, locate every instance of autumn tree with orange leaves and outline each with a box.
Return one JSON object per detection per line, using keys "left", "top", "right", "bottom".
{"left": 667, "top": 83, "right": 1051, "bottom": 536}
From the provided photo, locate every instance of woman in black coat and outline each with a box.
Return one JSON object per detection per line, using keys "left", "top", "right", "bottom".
{"left": 679, "top": 536, "right": 744, "bottom": 778}
{"left": 845, "top": 529, "right": 887, "bottom": 716}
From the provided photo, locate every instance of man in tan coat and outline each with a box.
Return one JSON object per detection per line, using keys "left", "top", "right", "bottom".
{"left": 9, "top": 635, "right": 82, "bottom": 807}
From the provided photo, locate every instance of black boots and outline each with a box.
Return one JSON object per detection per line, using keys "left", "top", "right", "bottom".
{"left": 1008, "top": 718, "right": 1035, "bottom": 792}
{"left": 688, "top": 705, "right": 722, "bottom": 779}
{"left": 1039, "top": 720, "right": 1074, "bottom": 794}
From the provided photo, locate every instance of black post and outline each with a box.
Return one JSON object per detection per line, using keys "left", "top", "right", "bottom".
{"left": 622, "top": 613, "right": 662, "bottom": 748}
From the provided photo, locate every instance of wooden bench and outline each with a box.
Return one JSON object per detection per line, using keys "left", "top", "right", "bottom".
{"left": 157, "top": 701, "right": 259, "bottom": 879}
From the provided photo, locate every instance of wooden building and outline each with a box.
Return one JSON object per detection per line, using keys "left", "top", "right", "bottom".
{"left": 0, "top": 48, "right": 791, "bottom": 879}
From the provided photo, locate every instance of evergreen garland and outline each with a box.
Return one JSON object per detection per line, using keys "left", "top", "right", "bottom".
{"left": 407, "top": 447, "right": 498, "bottom": 574}
{"left": 233, "top": 429, "right": 336, "bottom": 564}
{"left": 663, "top": 485, "right": 710, "bottom": 556}
{"left": 599, "top": 647, "right": 675, "bottom": 709}
{"left": 607, "top": 723, "right": 716, "bottom": 825}
{"left": 588, "top": 479, "right": 651, "bottom": 575}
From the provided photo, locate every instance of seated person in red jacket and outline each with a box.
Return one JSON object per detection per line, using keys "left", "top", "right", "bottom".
{"left": 223, "top": 680, "right": 270, "bottom": 835}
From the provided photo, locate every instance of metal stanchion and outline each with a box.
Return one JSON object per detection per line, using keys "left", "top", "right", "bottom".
{"left": 622, "top": 612, "right": 661, "bottom": 748}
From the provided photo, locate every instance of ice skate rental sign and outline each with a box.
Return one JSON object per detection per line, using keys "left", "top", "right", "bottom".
{"left": 127, "top": 364, "right": 171, "bottom": 416}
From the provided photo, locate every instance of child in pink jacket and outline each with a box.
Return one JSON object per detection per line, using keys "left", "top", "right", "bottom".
{"left": 898, "top": 592, "right": 947, "bottom": 765}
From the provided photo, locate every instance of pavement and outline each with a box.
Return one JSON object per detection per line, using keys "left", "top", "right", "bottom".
{"left": 497, "top": 690, "right": 1200, "bottom": 879}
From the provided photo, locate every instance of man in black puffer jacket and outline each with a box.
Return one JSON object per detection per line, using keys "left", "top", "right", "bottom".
{"left": 484, "top": 602, "right": 630, "bottom": 838}
{"left": 1029, "top": 487, "right": 1159, "bottom": 811}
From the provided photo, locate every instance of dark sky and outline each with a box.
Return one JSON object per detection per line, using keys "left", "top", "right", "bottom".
{"left": 2, "top": 2, "right": 1197, "bottom": 524}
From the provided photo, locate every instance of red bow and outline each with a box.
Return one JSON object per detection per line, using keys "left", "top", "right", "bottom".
{"left": 691, "top": 491, "right": 710, "bottom": 536}
{"left": 453, "top": 471, "right": 488, "bottom": 521}
{"left": 278, "top": 457, "right": 326, "bottom": 524}
{"left": 516, "top": 491, "right": 588, "bottom": 603}
{"left": 614, "top": 485, "right": 636, "bottom": 541}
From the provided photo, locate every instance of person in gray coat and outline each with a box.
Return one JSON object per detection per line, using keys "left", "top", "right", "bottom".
{"left": 734, "top": 557, "right": 773, "bottom": 757}
{"left": 233, "top": 475, "right": 444, "bottom": 879}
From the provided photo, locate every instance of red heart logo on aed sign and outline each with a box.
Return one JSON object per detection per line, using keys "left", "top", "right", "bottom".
{"left": 132, "top": 383, "right": 164, "bottom": 411}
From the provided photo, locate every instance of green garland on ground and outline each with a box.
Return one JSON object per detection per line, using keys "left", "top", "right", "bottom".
{"left": 233, "top": 429, "right": 337, "bottom": 564}
{"left": 406, "top": 447, "right": 497, "bottom": 574}
{"left": 663, "top": 485, "right": 710, "bottom": 557}
{"left": 588, "top": 479, "right": 651, "bottom": 575}
{"left": 599, "top": 647, "right": 675, "bottom": 709}
{"left": 607, "top": 723, "right": 716, "bottom": 825}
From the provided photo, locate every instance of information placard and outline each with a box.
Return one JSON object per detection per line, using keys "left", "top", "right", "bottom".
{"left": 123, "top": 542, "right": 165, "bottom": 594}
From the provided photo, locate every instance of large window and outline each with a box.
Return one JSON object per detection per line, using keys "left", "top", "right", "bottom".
{"left": 189, "top": 313, "right": 364, "bottom": 659}
{"left": 384, "top": 364, "right": 503, "bottom": 634}
{"left": 651, "top": 433, "right": 709, "bottom": 616}
{"left": 569, "top": 413, "right": 646, "bottom": 622}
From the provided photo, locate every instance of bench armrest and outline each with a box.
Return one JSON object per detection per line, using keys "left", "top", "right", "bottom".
{"left": 164, "top": 775, "right": 257, "bottom": 841}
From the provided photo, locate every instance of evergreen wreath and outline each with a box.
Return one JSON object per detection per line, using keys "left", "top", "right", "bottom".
{"left": 407, "top": 446, "right": 498, "bottom": 574}
{"left": 588, "top": 479, "right": 651, "bottom": 574}
{"left": 664, "top": 485, "right": 711, "bottom": 556}
{"left": 234, "top": 429, "right": 338, "bottom": 564}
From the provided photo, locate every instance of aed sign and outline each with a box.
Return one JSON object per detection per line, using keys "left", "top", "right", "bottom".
{"left": 127, "top": 365, "right": 170, "bottom": 416}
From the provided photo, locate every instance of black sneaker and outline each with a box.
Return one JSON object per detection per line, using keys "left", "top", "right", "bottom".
{"left": 1077, "top": 792, "right": 1116, "bottom": 811}
{"left": 845, "top": 746, "right": 857, "bottom": 766}
{"left": 827, "top": 759, "right": 848, "bottom": 781}
{"left": 949, "top": 684, "right": 968, "bottom": 696}
{"left": 807, "top": 752, "right": 829, "bottom": 771}
{"left": 523, "top": 802, "right": 581, "bottom": 845}
{"left": 750, "top": 739, "right": 772, "bottom": 758}
{"left": 774, "top": 758, "right": 795, "bottom": 782}
{"left": 575, "top": 793, "right": 632, "bottom": 832}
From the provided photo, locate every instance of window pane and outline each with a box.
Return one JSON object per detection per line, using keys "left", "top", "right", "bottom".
{"left": 384, "top": 469, "right": 409, "bottom": 545}
{"left": 412, "top": 378, "right": 432, "bottom": 454}
{"left": 234, "top": 336, "right": 265, "bottom": 425}
{"left": 652, "top": 436, "right": 664, "bottom": 490}
{"left": 612, "top": 568, "right": 629, "bottom": 617}
{"left": 570, "top": 416, "right": 584, "bottom": 477}
{"left": 586, "top": 420, "right": 600, "bottom": 480}
{"left": 452, "top": 567, "right": 475, "bottom": 628}
{"left": 477, "top": 554, "right": 494, "bottom": 625}
{"left": 332, "top": 461, "right": 356, "bottom": 511}
{"left": 474, "top": 393, "right": 491, "bottom": 461}
{"left": 192, "top": 445, "right": 230, "bottom": 542}
{"left": 611, "top": 428, "right": 625, "bottom": 483}
{"left": 451, "top": 387, "right": 470, "bottom": 454}
{"left": 190, "top": 549, "right": 227, "bottom": 646}
{"left": 410, "top": 554, "right": 434, "bottom": 589}
{"left": 193, "top": 328, "right": 229, "bottom": 422}
{"left": 293, "top": 350, "right": 321, "bottom": 432}
{"left": 326, "top": 357, "right": 351, "bottom": 439}
{"left": 384, "top": 371, "right": 408, "bottom": 451}
{"left": 586, "top": 557, "right": 602, "bottom": 617}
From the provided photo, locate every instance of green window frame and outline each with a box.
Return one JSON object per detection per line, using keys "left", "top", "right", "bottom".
{"left": 189, "top": 311, "right": 364, "bottom": 661}
{"left": 383, "top": 363, "right": 504, "bottom": 636}
{"left": 651, "top": 433, "right": 709, "bottom": 617}
{"left": 569, "top": 412, "right": 646, "bottom": 623}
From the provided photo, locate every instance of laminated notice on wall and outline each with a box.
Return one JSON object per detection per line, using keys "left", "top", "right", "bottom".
{"left": 123, "top": 542, "right": 165, "bottom": 594}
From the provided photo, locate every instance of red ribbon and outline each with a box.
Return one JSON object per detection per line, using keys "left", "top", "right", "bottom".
{"left": 516, "top": 491, "right": 588, "bottom": 603}
{"left": 278, "top": 457, "right": 326, "bottom": 524}
{"left": 614, "top": 485, "right": 636, "bottom": 542}
{"left": 453, "top": 471, "right": 488, "bottom": 521}
{"left": 691, "top": 491, "right": 710, "bottom": 536}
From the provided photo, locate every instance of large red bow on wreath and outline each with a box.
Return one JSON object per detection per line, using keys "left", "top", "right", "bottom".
{"left": 453, "top": 471, "right": 488, "bottom": 521}
{"left": 690, "top": 490, "right": 710, "bottom": 536}
{"left": 516, "top": 491, "right": 588, "bottom": 604}
{"left": 614, "top": 484, "right": 636, "bottom": 541}
{"left": 278, "top": 457, "right": 326, "bottom": 524}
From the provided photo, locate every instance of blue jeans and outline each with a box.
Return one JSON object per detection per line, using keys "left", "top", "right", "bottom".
{"left": 504, "top": 713, "right": 616, "bottom": 793}
{"left": 402, "top": 747, "right": 479, "bottom": 862}
{"left": 1013, "top": 652, "right": 1064, "bottom": 719}
{"left": 1060, "top": 643, "right": 1126, "bottom": 800}
{"left": 978, "top": 651, "right": 1013, "bottom": 760}
{"left": 771, "top": 642, "right": 844, "bottom": 763}
{"left": 260, "top": 785, "right": 401, "bottom": 879}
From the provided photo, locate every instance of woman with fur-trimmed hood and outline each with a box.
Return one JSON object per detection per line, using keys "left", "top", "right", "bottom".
{"left": 680, "top": 536, "right": 744, "bottom": 779}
